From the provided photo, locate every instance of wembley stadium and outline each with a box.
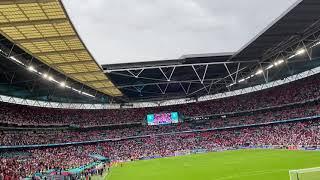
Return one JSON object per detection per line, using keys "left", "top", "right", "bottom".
{"left": 1, "top": 0, "right": 320, "bottom": 179}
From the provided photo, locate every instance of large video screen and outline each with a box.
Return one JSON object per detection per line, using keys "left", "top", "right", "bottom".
{"left": 146, "top": 112, "right": 179, "bottom": 125}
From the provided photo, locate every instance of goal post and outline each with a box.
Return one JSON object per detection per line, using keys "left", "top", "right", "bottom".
{"left": 289, "top": 167, "right": 320, "bottom": 180}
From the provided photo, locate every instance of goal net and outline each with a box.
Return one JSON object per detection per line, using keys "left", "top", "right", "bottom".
{"left": 289, "top": 167, "right": 320, "bottom": 180}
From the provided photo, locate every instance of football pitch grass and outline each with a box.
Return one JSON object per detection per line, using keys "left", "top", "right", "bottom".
{"left": 106, "top": 149, "right": 320, "bottom": 180}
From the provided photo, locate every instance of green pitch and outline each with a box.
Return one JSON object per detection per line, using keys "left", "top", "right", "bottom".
{"left": 107, "top": 149, "right": 320, "bottom": 180}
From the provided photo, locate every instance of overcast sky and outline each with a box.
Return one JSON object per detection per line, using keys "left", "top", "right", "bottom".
{"left": 62, "top": 0, "right": 297, "bottom": 65}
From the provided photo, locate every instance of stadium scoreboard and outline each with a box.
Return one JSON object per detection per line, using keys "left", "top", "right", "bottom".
{"left": 146, "top": 112, "right": 179, "bottom": 125}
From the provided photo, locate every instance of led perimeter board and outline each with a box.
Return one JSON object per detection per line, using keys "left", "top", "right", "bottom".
{"left": 146, "top": 112, "right": 179, "bottom": 125}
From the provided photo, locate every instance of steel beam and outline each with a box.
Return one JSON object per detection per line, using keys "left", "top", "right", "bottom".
{"left": 159, "top": 67, "right": 176, "bottom": 81}
{"left": 104, "top": 60, "right": 259, "bottom": 72}
{"left": 234, "top": 62, "right": 241, "bottom": 83}
{"left": 127, "top": 69, "right": 144, "bottom": 78}
{"left": 224, "top": 63, "right": 235, "bottom": 83}
{"left": 110, "top": 71, "right": 172, "bottom": 82}
{"left": 187, "top": 84, "right": 211, "bottom": 97}
{"left": 116, "top": 78, "right": 223, "bottom": 89}
{"left": 156, "top": 83, "right": 169, "bottom": 94}
{"left": 192, "top": 65, "right": 208, "bottom": 84}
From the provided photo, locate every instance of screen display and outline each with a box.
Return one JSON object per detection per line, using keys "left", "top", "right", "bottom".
{"left": 147, "top": 112, "right": 179, "bottom": 125}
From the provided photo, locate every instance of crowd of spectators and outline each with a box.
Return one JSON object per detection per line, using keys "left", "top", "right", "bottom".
{"left": 1, "top": 67, "right": 320, "bottom": 179}
{"left": 1, "top": 119, "right": 320, "bottom": 179}
{"left": 1, "top": 102, "right": 319, "bottom": 146}
{"left": 0, "top": 73, "right": 320, "bottom": 127}
{"left": 104, "top": 119, "right": 320, "bottom": 161}
{"left": 0, "top": 145, "right": 105, "bottom": 179}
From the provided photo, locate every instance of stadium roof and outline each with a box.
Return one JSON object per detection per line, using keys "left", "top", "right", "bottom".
{"left": 231, "top": 0, "right": 320, "bottom": 62}
{"left": 0, "top": 0, "right": 320, "bottom": 104}
{"left": 103, "top": 0, "right": 320, "bottom": 102}
{"left": 0, "top": 0, "right": 122, "bottom": 97}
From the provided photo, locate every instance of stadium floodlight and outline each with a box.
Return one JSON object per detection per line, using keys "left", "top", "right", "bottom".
{"left": 238, "top": 78, "right": 245, "bottom": 83}
{"left": 27, "top": 66, "right": 36, "bottom": 72}
{"left": 82, "top": 92, "right": 95, "bottom": 98}
{"left": 274, "top": 59, "right": 284, "bottom": 66}
{"left": 72, "top": 88, "right": 81, "bottom": 93}
{"left": 10, "top": 56, "right": 24, "bottom": 65}
{"left": 295, "top": 48, "right": 306, "bottom": 56}
{"left": 52, "top": 79, "right": 59, "bottom": 83}
{"left": 288, "top": 54, "right": 296, "bottom": 59}
{"left": 60, "top": 82, "right": 66, "bottom": 87}
{"left": 226, "top": 82, "right": 236, "bottom": 87}
{"left": 42, "top": 73, "right": 48, "bottom": 79}
{"left": 255, "top": 69, "right": 263, "bottom": 75}
{"left": 278, "top": 59, "right": 285, "bottom": 64}
{"left": 266, "top": 64, "right": 274, "bottom": 70}
{"left": 48, "top": 76, "right": 54, "bottom": 81}
{"left": 311, "top": 41, "right": 320, "bottom": 48}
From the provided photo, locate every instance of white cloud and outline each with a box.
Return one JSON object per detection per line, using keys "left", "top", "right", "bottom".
{"left": 62, "top": 0, "right": 297, "bottom": 64}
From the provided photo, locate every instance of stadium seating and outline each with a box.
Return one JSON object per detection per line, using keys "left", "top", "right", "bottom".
{"left": 0, "top": 145, "right": 104, "bottom": 179}
{"left": 0, "top": 102, "right": 319, "bottom": 146}
{"left": 1, "top": 119, "right": 320, "bottom": 179}
{"left": 1, "top": 74, "right": 320, "bottom": 178}
{"left": 0, "top": 74, "right": 320, "bottom": 127}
